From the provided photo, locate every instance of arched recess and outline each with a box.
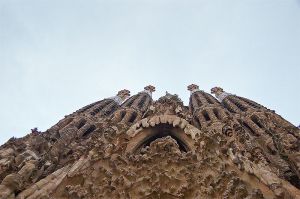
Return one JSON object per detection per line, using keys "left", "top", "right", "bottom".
{"left": 125, "top": 116, "right": 198, "bottom": 154}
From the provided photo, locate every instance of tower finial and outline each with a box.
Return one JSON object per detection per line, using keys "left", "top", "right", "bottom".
{"left": 109, "top": 89, "right": 130, "bottom": 105}
{"left": 117, "top": 89, "right": 131, "bottom": 101}
{"left": 211, "top": 87, "right": 231, "bottom": 102}
{"left": 211, "top": 87, "right": 224, "bottom": 95}
{"left": 143, "top": 85, "right": 156, "bottom": 96}
{"left": 187, "top": 84, "right": 200, "bottom": 94}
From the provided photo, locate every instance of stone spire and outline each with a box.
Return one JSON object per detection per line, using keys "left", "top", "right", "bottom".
{"left": 211, "top": 87, "right": 231, "bottom": 102}
{"left": 187, "top": 84, "right": 219, "bottom": 110}
{"left": 188, "top": 84, "right": 230, "bottom": 130}
{"left": 112, "top": 86, "right": 156, "bottom": 124}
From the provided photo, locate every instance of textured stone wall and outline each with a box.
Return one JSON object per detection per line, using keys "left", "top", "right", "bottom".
{"left": 0, "top": 87, "right": 299, "bottom": 199}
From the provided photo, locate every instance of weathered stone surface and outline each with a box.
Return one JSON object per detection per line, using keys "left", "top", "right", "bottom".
{"left": 0, "top": 86, "right": 299, "bottom": 199}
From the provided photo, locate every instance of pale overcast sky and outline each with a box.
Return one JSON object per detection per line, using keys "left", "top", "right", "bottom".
{"left": 1, "top": 0, "right": 300, "bottom": 145}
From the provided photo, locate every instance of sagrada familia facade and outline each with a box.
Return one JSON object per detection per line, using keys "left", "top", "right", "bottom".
{"left": 0, "top": 84, "right": 299, "bottom": 199}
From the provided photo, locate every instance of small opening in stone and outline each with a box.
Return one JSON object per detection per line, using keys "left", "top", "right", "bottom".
{"left": 120, "top": 111, "right": 126, "bottom": 120}
{"left": 251, "top": 115, "right": 264, "bottom": 129}
{"left": 82, "top": 125, "right": 96, "bottom": 137}
{"left": 284, "top": 170, "right": 300, "bottom": 189}
{"left": 242, "top": 122, "right": 257, "bottom": 136}
{"left": 193, "top": 117, "right": 202, "bottom": 129}
{"left": 77, "top": 119, "right": 86, "bottom": 129}
{"left": 202, "top": 110, "right": 210, "bottom": 121}
{"left": 128, "top": 112, "right": 137, "bottom": 123}
{"left": 104, "top": 103, "right": 118, "bottom": 116}
{"left": 213, "top": 108, "right": 221, "bottom": 120}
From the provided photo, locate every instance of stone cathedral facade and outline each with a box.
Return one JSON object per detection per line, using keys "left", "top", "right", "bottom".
{"left": 0, "top": 84, "right": 299, "bottom": 199}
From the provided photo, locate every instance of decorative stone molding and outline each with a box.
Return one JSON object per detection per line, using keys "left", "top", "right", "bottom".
{"left": 125, "top": 115, "right": 202, "bottom": 154}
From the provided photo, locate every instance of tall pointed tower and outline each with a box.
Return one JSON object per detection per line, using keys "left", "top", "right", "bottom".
{"left": 0, "top": 85, "right": 299, "bottom": 199}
